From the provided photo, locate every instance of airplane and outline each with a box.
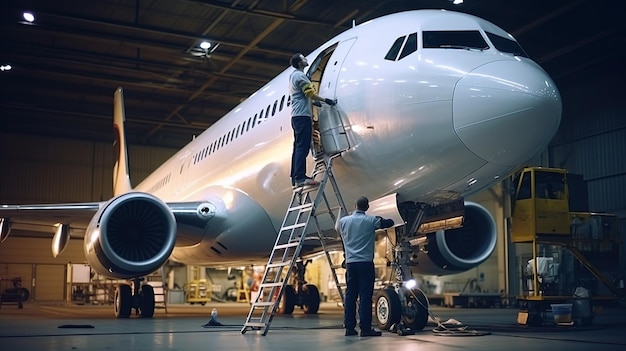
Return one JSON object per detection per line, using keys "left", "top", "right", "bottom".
{"left": 0, "top": 9, "right": 561, "bottom": 329}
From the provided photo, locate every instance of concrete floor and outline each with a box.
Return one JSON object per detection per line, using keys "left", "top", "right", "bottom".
{"left": 0, "top": 301, "right": 625, "bottom": 351}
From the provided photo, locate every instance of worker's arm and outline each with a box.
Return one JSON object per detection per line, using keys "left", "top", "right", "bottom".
{"left": 301, "top": 82, "right": 336, "bottom": 105}
{"left": 375, "top": 216, "right": 395, "bottom": 229}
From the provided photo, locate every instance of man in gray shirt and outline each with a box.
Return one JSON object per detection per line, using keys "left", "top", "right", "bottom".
{"left": 289, "top": 53, "right": 336, "bottom": 187}
{"left": 338, "top": 196, "right": 394, "bottom": 336}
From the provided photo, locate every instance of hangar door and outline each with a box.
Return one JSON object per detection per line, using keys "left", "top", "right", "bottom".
{"left": 35, "top": 264, "right": 65, "bottom": 301}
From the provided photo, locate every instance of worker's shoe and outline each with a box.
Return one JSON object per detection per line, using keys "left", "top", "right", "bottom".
{"left": 345, "top": 329, "right": 358, "bottom": 336}
{"left": 295, "top": 178, "right": 318, "bottom": 187}
{"left": 360, "top": 329, "right": 382, "bottom": 337}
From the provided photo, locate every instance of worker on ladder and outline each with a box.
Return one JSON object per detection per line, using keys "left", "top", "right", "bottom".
{"left": 338, "top": 196, "right": 395, "bottom": 337}
{"left": 288, "top": 52, "right": 336, "bottom": 187}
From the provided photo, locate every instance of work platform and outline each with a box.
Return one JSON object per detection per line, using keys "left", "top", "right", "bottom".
{"left": 1, "top": 302, "right": 625, "bottom": 351}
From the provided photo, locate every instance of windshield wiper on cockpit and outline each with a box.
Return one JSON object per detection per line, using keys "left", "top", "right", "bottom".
{"left": 439, "top": 45, "right": 487, "bottom": 51}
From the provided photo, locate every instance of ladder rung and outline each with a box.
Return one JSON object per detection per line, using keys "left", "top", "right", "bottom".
{"left": 274, "top": 242, "right": 300, "bottom": 250}
{"left": 244, "top": 322, "right": 268, "bottom": 328}
{"left": 259, "top": 282, "right": 284, "bottom": 288}
{"left": 251, "top": 302, "right": 276, "bottom": 307}
{"left": 293, "top": 186, "right": 319, "bottom": 194}
{"left": 287, "top": 203, "right": 313, "bottom": 212}
{"left": 266, "top": 262, "right": 290, "bottom": 269}
{"left": 279, "top": 222, "right": 308, "bottom": 232}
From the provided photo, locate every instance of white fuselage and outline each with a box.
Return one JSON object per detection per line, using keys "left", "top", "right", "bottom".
{"left": 132, "top": 10, "right": 561, "bottom": 265}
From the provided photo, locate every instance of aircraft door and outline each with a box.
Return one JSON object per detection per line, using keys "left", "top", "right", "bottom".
{"left": 175, "top": 152, "right": 192, "bottom": 194}
{"left": 309, "top": 38, "right": 356, "bottom": 155}
{"left": 316, "top": 38, "right": 355, "bottom": 98}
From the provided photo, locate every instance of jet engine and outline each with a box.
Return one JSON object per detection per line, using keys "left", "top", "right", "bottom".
{"left": 84, "top": 192, "right": 176, "bottom": 279}
{"left": 410, "top": 201, "right": 497, "bottom": 275}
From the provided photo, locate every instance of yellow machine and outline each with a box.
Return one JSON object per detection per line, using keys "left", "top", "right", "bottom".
{"left": 512, "top": 167, "right": 571, "bottom": 241}
{"left": 185, "top": 279, "right": 210, "bottom": 305}
{"left": 184, "top": 266, "right": 211, "bottom": 305}
{"left": 511, "top": 167, "right": 623, "bottom": 325}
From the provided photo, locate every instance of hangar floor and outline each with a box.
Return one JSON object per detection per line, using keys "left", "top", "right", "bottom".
{"left": 0, "top": 302, "right": 625, "bottom": 351}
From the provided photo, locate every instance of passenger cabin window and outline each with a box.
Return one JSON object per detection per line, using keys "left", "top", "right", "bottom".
{"left": 423, "top": 30, "right": 489, "bottom": 50}
{"left": 486, "top": 32, "right": 528, "bottom": 57}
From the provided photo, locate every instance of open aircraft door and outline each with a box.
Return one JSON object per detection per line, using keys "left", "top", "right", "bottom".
{"left": 308, "top": 38, "right": 356, "bottom": 154}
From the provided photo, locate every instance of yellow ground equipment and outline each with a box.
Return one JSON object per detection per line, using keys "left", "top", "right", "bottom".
{"left": 511, "top": 167, "right": 623, "bottom": 325}
{"left": 185, "top": 279, "right": 210, "bottom": 305}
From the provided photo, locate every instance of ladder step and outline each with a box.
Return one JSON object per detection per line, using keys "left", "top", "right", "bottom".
{"left": 279, "top": 222, "right": 308, "bottom": 231}
{"left": 244, "top": 322, "right": 268, "bottom": 328}
{"left": 287, "top": 203, "right": 314, "bottom": 212}
{"left": 293, "top": 187, "right": 319, "bottom": 194}
{"left": 273, "top": 242, "right": 300, "bottom": 250}
{"left": 266, "top": 262, "right": 290, "bottom": 269}
{"left": 251, "top": 302, "right": 275, "bottom": 307}
{"left": 259, "top": 282, "right": 284, "bottom": 288}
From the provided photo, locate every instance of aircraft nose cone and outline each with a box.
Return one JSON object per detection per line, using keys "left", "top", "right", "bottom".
{"left": 453, "top": 60, "right": 562, "bottom": 166}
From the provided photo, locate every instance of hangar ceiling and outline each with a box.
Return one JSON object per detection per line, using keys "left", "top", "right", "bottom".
{"left": 0, "top": 0, "right": 622, "bottom": 148}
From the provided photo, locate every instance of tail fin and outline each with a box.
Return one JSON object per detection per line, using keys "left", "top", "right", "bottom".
{"left": 113, "top": 87, "right": 133, "bottom": 196}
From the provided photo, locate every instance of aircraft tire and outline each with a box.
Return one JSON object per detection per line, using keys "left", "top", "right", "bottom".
{"left": 303, "top": 284, "right": 320, "bottom": 314}
{"left": 114, "top": 284, "right": 132, "bottom": 318}
{"left": 402, "top": 288, "right": 429, "bottom": 330}
{"left": 139, "top": 284, "right": 155, "bottom": 318}
{"left": 277, "top": 285, "right": 295, "bottom": 314}
{"left": 375, "top": 288, "right": 401, "bottom": 330}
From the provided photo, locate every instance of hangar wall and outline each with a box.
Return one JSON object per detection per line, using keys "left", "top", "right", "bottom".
{"left": 0, "top": 132, "right": 176, "bottom": 204}
{"left": 547, "top": 73, "right": 626, "bottom": 270}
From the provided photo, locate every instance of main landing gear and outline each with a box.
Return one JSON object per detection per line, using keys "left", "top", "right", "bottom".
{"left": 114, "top": 277, "right": 155, "bottom": 318}
{"left": 277, "top": 259, "right": 321, "bottom": 315}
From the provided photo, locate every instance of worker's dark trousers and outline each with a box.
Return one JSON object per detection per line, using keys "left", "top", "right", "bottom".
{"left": 344, "top": 261, "right": 375, "bottom": 331}
{"left": 290, "top": 115, "right": 312, "bottom": 182}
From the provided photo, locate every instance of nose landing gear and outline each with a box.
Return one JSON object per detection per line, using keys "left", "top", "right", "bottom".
{"left": 374, "top": 203, "right": 430, "bottom": 333}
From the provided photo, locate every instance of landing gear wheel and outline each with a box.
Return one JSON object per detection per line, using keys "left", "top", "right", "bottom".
{"left": 303, "top": 284, "right": 320, "bottom": 314}
{"left": 139, "top": 284, "right": 155, "bottom": 318}
{"left": 17, "top": 287, "right": 30, "bottom": 301}
{"left": 277, "top": 285, "right": 295, "bottom": 314}
{"left": 114, "top": 284, "right": 132, "bottom": 318}
{"left": 402, "top": 288, "right": 429, "bottom": 330}
{"left": 375, "top": 288, "right": 401, "bottom": 330}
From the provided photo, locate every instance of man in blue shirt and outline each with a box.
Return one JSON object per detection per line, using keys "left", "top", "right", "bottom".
{"left": 338, "top": 196, "right": 394, "bottom": 337}
{"left": 289, "top": 53, "right": 336, "bottom": 187}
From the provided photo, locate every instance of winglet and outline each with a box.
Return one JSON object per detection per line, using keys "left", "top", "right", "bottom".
{"left": 113, "top": 87, "right": 133, "bottom": 196}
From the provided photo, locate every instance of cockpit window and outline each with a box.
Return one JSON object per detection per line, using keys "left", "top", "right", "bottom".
{"left": 398, "top": 33, "right": 418, "bottom": 60}
{"left": 423, "top": 30, "right": 489, "bottom": 50}
{"left": 385, "top": 33, "right": 418, "bottom": 61}
{"left": 486, "top": 32, "right": 528, "bottom": 58}
{"left": 385, "top": 36, "right": 405, "bottom": 61}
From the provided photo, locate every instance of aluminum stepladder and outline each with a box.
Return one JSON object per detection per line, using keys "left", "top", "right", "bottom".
{"left": 241, "top": 153, "right": 348, "bottom": 336}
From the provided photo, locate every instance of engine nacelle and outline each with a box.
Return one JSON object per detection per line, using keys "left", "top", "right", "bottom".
{"left": 411, "top": 201, "right": 497, "bottom": 275}
{"left": 84, "top": 192, "right": 176, "bottom": 279}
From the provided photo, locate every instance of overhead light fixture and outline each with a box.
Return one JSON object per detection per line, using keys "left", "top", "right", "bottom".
{"left": 200, "top": 41, "right": 211, "bottom": 50}
{"left": 452, "top": 0, "right": 464, "bottom": 4}
{"left": 23, "top": 12, "right": 35, "bottom": 23}
{"left": 0, "top": 65, "right": 12, "bottom": 72}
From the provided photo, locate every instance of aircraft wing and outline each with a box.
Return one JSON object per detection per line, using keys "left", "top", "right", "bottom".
{"left": 0, "top": 202, "right": 103, "bottom": 237}
{"left": 0, "top": 199, "right": 212, "bottom": 239}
